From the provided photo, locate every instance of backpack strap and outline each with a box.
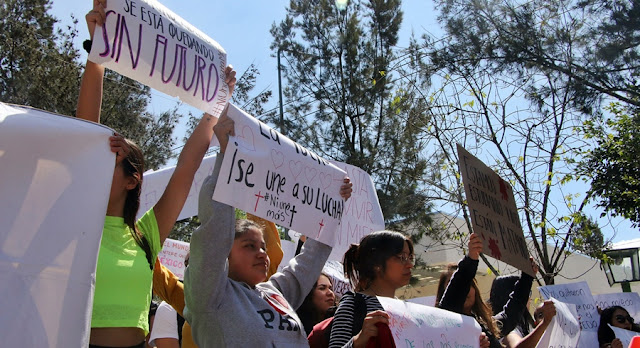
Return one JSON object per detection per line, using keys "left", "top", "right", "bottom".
{"left": 351, "top": 292, "right": 368, "bottom": 337}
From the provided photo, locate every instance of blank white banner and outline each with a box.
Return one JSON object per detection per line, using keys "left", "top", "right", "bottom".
{"left": 0, "top": 103, "right": 114, "bottom": 347}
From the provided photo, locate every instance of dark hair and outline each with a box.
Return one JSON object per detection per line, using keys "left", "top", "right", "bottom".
{"left": 235, "top": 219, "right": 264, "bottom": 239}
{"left": 296, "top": 272, "right": 334, "bottom": 335}
{"left": 435, "top": 263, "right": 501, "bottom": 338}
{"left": 598, "top": 306, "right": 640, "bottom": 344}
{"left": 121, "top": 139, "right": 154, "bottom": 270}
{"left": 489, "top": 275, "right": 534, "bottom": 336}
{"left": 343, "top": 231, "right": 414, "bottom": 291}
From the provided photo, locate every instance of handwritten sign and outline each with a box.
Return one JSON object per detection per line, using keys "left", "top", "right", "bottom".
{"left": 158, "top": 238, "right": 190, "bottom": 280}
{"left": 609, "top": 324, "right": 640, "bottom": 347}
{"left": 88, "top": 0, "right": 230, "bottom": 116}
{"left": 322, "top": 260, "right": 350, "bottom": 299}
{"left": 594, "top": 292, "right": 640, "bottom": 319}
{"left": 407, "top": 296, "right": 437, "bottom": 307}
{"left": 377, "top": 296, "right": 482, "bottom": 348}
{"left": 457, "top": 144, "right": 533, "bottom": 276}
{"left": 536, "top": 298, "right": 581, "bottom": 348}
{"left": 0, "top": 103, "right": 114, "bottom": 347}
{"left": 138, "top": 154, "right": 217, "bottom": 220}
{"left": 327, "top": 161, "right": 385, "bottom": 262}
{"left": 539, "top": 281, "right": 599, "bottom": 348}
{"left": 213, "top": 104, "right": 347, "bottom": 245}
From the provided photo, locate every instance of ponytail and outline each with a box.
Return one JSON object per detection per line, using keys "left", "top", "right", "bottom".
{"left": 343, "top": 243, "right": 360, "bottom": 290}
{"left": 121, "top": 139, "right": 154, "bottom": 270}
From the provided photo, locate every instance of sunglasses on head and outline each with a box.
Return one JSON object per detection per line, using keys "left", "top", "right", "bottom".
{"left": 615, "top": 314, "right": 634, "bottom": 324}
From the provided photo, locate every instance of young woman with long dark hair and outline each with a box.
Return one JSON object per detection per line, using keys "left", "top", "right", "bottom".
{"left": 78, "top": 1, "right": 235, "bottom": 346}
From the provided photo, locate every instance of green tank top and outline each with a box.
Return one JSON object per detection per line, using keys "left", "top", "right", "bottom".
{"left": 91, "top": 209, "right": 161, "bottom": 334}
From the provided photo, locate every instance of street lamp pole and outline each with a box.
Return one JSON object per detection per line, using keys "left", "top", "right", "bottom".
{"left": 277, "top": 47, "right": 285, "bottom": 133}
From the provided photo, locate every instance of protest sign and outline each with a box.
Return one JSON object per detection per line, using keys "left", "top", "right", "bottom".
{"left": 377, "top": 296, "right": 482, "bottom": 348}
{"left": 609, "top": 324, "right": 640, "bottom": 347}
{"left": 322, "top": 260, "right": 350, "bottom": 298}
{"left": 536, "top": 298, "right": 581, "bottom": 348}
{"left": 138, "top": 154, "right": 217, "bottom": 220}
{"left": 407, "top": 296, "right": 437, "bottom": 307}
{"left": 212, "top": 104, "right": 347, "bottom": 245}
{"left": 88, "top": 0, "right": 230, "bottom": 116}
{"left": 277, "top": 240, "right": 297, "bottom": 273}
{"left": 328, "top": 161, "right": 385, "bottom": 262}
{"left": 594, "top": 292, "right": 640, "bottom": 320}
{"left": 539, "top": 281, "right": 599, "bottom": 348}
{"left": 457, "top": 144, "right": 533, "bottom": 276}
{"left": 158, "top": 238, "right": 190, "bottom": 280}
{"left": 0, "top": 103, "right": 114, "bottom": 347}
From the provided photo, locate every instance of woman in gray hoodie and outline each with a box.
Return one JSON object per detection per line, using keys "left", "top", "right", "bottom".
{"left": 184, "top": 110, "right": 352, "bottom": 347}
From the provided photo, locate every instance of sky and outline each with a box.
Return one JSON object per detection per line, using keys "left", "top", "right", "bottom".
{"left": 48, "top": 0, "right": 636, "bottom": 244}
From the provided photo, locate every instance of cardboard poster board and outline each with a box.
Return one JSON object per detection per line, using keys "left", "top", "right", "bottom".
{"left": 378, "top": 296, "right": 482, "bottom": 348}
{"left": 535, "top": 298, "right": 581, "bottom": 348}
{"left": 213, "top": 104, "right": 347, "bottom": 245}
{"left": 157, "top": 238, "right": 190, "bottom": 280}
{"left": 457, "top": 144, "right": 533, "bottom": 276}
{"left": 327, "top": 161, "right": 385, "bottom": 262}
{"left": 539, "top": 281, "right": 599, "bottom": 347}
{"left": 88, "top": 0, "right": 230, "bottom": 116}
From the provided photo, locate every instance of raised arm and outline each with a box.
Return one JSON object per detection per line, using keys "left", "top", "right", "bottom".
{"left": 152, "top": 258, "right": 185, "bottom": 316}
{"left": 152, "top": 67, "right": 236, "bottom": 244}
{"left": 183, "top": 111, "right": 235, "bottom": 316}
{"left": 76, "top": 0, "right": 106, "bottom": 122}
{"left": 506, "top": 300, "right": 556, "bottom": 348}
{"left": 438, "top": 233, "right": 481, "bottom": 313}
{"left": 267, "top": 178, "right": 351, "bottom": 309}
{"left": 494, "top": 259, "right": 537, "bottom": 335}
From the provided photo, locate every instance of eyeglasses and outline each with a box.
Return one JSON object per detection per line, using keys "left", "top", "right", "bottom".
{"left": 394, "top": 253, "right": 416, "bottom": 265}
{"left": 615, "top": 314, "right": 634, "bottom": 324}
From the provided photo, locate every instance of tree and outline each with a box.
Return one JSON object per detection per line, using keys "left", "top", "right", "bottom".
{"left": 406, "top": 0, "right": 637, "bottom": 283}
{"left": 169, "top": 65, "right": 275, "bottom": 242}
{"left": 0, "top": 0, "right": 82, "bottom": 115}
{"left": 98, "top": 70, "right": 180, "bottom": 170}
{"left": 0, "top": 0, "right": 180, "bottom": 170}
{"left": 270, "top": 0, "right": 435, "bottom": 231}
{"left": 579, "top": 103, "right": 640, "bottom": 227}
{"left": 569, "top": 214, "right": 609, "bottom": 259}
{"left": 432, "top": 0, "right": 639, "bottom": 115}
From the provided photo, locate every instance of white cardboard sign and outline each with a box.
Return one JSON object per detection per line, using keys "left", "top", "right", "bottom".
{"left": 377, "top": 296, "right": 482, "bottom": 348}
{"left": 213, "top": 104, "right": 347, "bottom": 245}
{"left": 539, "top": 281, "right": 599, "bottom": 348}
{"left": 0, "top": 103, "right": 114, "bottom": 347}
{"left": 594, "top": 292, "right": 640, "bottom": 320}
{"left": 609, "top": 324, "right": 640, "bottom": 347}
{"left": 157, "top": 238, "right": 190, "bottom": 280}
{"left": 138, "top": 154, "right": 217, "bottom": 220}
{"left": 457, "top": 144, "right": 533, "bottom": 276}
{"left": 88, "top": 0, "right": 230, "bottom": 116}
{"left": 536, "top": 298, "right": 581, "bottom": 348}
{"left": 322, "top": 260, "right": 350, "bottom": 299}
{"left": 327, "top": 161, "right": 385, "bottom": 262}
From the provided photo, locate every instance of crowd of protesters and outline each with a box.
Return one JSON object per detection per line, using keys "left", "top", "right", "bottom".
{"left": 74, "top": 1, "right": 636, "bottom": 347}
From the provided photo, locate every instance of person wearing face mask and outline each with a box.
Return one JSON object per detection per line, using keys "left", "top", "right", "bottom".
{"left": 598, "top": 306, "right": 640, "bottom": 348}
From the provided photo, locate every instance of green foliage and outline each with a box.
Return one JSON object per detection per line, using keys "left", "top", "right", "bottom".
{"left": 579, "top": 103, "right": 640, "bottom": 227}
{"left": 432, "top": 0, "right": 640, "bottom": 115}
{"left": 569, "top": 214, "right": 609, "bottom": 259}
{"left": 0, "top": 0, "right": 82, "bottom": 115}
{"left": 0, "top": 0, "right": 180, "bottom": 171}
{"left": 270, "top": 0, "right": 434, "bottom": 230}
